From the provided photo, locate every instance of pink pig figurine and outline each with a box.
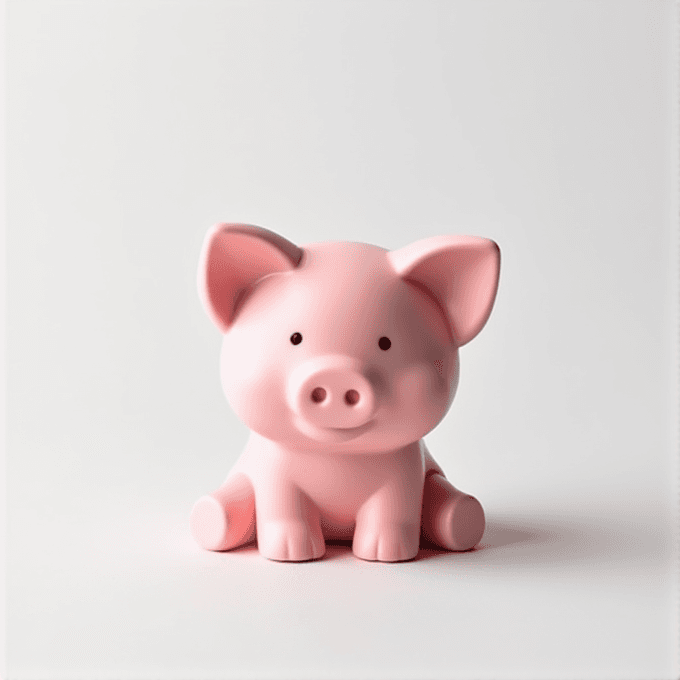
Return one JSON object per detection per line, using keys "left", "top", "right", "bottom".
{"left": 190, "top": 224, "right": 500, "bottom": 562}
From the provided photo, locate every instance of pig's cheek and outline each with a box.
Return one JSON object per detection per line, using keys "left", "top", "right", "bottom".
{"left": 220, "top": 359, "right": 289, "bottom": 437}
{"left": 392, "top": 364, "right": 450, "bottom": 430}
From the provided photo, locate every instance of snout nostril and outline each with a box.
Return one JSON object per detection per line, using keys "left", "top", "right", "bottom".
{"left": 344, "top": 389, "right": 360, "bottom": 406}
{"left": 310, "top": 387, "right": 327, "bottom": 403}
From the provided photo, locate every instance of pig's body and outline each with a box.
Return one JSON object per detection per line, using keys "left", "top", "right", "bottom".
{"left": 235, "top": 435, "right": 427, "bottom": 541}
{"left": 191, "top": 225, "right": 500, "bottom": 562}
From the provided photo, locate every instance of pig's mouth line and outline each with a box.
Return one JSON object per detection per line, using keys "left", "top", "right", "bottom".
{"left": 329, "top": 420, "right": 374, "bottom": 434}
{"left": 293, "top": 415, "right": 375, "bottom": 441}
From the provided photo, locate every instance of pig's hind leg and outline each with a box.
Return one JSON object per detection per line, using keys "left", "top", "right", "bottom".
{"left": 191, "top": 473, "right": 256, "bottom": 551}
{"left": 421, "top": 473, "right": 485, "bottom": 551}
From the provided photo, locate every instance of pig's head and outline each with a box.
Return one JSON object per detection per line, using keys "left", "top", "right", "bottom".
{"left": 199, "top": 224, "right": 500, "bottom": 454}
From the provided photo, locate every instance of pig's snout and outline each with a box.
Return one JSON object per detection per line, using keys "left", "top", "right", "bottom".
{"left": 288, "top": 357, "right": 376, "bottom": 429}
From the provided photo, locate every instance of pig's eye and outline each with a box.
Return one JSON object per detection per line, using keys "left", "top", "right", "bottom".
{"left": 290, "top": 332, "right": 303, "bottom": 345}
{"left": 378, "top": 336, "right": 391, "bottom": 351}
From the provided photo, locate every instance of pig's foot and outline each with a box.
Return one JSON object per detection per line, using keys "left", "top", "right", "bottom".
{"left": 257, "top": 520, "right": 325, "bottom": 562}
{"left": 190, "top": 473, "right": 256, "bottom": 551}
{"left": 421, "top": 473, "right": 485, "bottom": 551}
{"left": 353, "top": 486, "right": 421, "bottom": 562}
{"left": 352, "top": 523, "right": 420, "bottom": 562}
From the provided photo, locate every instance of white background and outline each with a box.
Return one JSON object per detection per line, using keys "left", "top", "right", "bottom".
{"left": 5, "top": 1, "right": 679, "bottom": 679}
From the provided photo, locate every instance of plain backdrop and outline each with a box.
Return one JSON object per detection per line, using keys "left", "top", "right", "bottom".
{"left": 4, "top": 1, "right": 679, "bottom": 679}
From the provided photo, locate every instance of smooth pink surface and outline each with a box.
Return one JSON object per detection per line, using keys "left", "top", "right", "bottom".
{"left": 191, "top": 224, "right": 500, "bottom": 562}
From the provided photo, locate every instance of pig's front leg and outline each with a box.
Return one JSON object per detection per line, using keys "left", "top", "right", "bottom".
{"left": 353, "top": 483, "right": 422, "bottom": 562}
{"left": 255, "top": 483, "right": 326, "bottom": 562}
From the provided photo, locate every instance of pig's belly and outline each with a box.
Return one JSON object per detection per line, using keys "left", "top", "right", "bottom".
{"left": 319, "top": 513, "right": 355, "bottom": 540}
{"left": 303, "top": 474, "right": 413, "bottom": 540}
{"left": 306, "top": 483, "right": 366, "bottom": 539}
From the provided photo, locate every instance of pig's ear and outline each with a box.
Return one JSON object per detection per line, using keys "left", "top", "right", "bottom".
{"left": 388, "top": 235, "right": 500, "bottom": 347}
{"left": 198, "top": 223, "right": 303, "bottom": 332}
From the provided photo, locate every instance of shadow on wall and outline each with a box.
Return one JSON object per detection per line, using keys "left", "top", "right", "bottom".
{"left": 465, "top": 508, "right": 671, "bottom": 571}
